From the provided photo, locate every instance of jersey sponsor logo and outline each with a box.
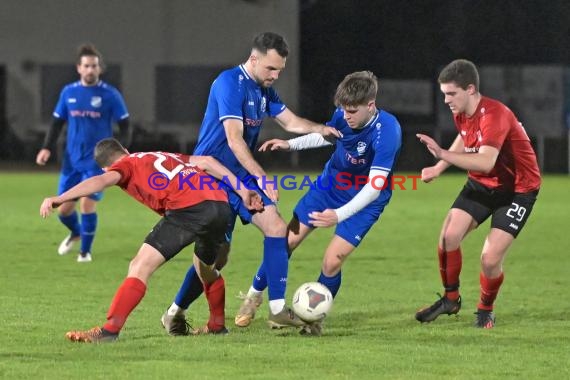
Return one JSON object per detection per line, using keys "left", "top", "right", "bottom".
{"left": 509, "top": 223, "right": 519, "bottom": 230}
{"left": 68, "top": 98, "right": 77, "bottom": 103}
{"left": 356, "top": 141, "right": 367, "bottom": 156}
{"left": 91, "top": 96, "right": 102, "bottom": 108}
{"left": 69, "top": 110, "right": 101, "bottom": 118}
{"left": 345, "top": 152, "right": 367, "bottom": 165}
{"left": 244, "top": 118, "right": 262, "bottom": 127}
{"left": 464, "top": 146, "right": 479, "bottom": 153}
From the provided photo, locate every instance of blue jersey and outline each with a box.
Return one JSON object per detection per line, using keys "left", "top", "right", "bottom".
{"left": 194, "top": 65, "right": 286, "bottom": 179}
{"left": 53, "top": 80, "right": 129, "bottom": 171}
{"left": 320, "top": 108, "right": 402, "bottom": 206}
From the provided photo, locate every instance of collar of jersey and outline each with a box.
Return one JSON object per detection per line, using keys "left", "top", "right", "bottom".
{"left": 239, "top": 64, "right": 252, "bottom": 81}
{"left": 74, "top": 80, "right": 103, "bottom": 88}
{"left": 357, "top": 110, "right": 380, "bottom": 130}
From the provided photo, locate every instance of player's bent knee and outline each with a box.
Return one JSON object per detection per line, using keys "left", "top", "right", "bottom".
{"left": 322, "top": 257, "right": 344, "bottom": 275}
{"left": 288, "top": 239, "right": 301, "bottom": 252}
{"left": 253, "top": 208, "right": 287, "bottom": 236}
{"left": 262, "top": 221, "right": 287, "bottom": 236}
{"left": 480, "top": 252, "right": 503, "bottom": 271}
{"left": 441, "top": 230, "right": 463, "bottom": 249}
{"left": 195, "top": 249, "right": 216, "bottom": 267}
{"left": 215, "top": 243, "right": 230, "bottom": 270}
{"left": 58, "top": 202, "right": 76, "bottom": 216}
{"left": 127, "top": 260, "right": 155, "bottom": 283}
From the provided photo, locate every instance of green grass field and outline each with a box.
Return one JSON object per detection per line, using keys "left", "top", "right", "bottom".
{"left": 1, "top": 172, "right": 569, "bottom": 379}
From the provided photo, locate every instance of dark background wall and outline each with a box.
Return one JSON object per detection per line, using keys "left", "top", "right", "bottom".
{"left": 299, "top": 0, "right": 570, "bottom": 119}
{"left": 297, "top": 0, "right": 570, "bottom": 172}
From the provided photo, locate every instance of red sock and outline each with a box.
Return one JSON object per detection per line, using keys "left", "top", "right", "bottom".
{"left": 438, "top": 246, "right": 462, "bottom": 301}
{"left": 204, "top": 276, "right": 225, "bottom": 331}
{"left": 477, "top": 272, "right": 504, "bottom": 311}
{"left": 103, "top": 277, "right": 147, "bottom": 334}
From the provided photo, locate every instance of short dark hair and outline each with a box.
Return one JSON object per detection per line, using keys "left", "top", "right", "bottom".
{"left": 334, "top": 71, "right": 378, "bottom": 107}
{"left": 252, "top": 32, "right": 289, "bottom": 57}
{"left": 438, "top": 59, "right": 479, "bottom": 91}
{"left": 94, "top": 138, "right": 125, "bottom": 167}
{"left": 76, "top": 43, "right": 103, "bottom": 67}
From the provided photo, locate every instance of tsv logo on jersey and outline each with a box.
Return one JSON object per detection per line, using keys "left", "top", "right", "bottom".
{"left": 260, "top": 96, "right": 267, "bottom": 113}
{"left": 356, "top": 141, "right": 367, "bottom": 156}
{"left": 90, "top": 96, "right": 102, "bottom": 108}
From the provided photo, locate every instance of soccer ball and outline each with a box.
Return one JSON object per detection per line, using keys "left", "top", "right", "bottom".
{"left": 292, "top": 282, "right": 333, "bottom": 322}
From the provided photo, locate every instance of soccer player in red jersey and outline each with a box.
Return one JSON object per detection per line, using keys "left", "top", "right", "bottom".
{"left": 414, "top": 59, "right": 541, "bottom": 328}
{"left": 39, "top": 138, "right": 262, "bottom": 342}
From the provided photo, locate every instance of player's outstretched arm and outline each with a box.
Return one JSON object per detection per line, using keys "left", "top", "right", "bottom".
{"left": 417, "top": 133, "right": 498, "bottom": 174}
{"left": 258, "top": 139, "right": 290, "bottom": 152}
{"left": 274, "top": 108, "right": 340, "bottom": 138}
{"left": 259, "top": 133, "right": 335, "bottom": 153}
{"left": 189, "top": 155, "right": 264, "bottom": 211}
{"left": 39, "top": 171, "right": 122, "bottom": 218}
{"left": 417, "top": 134, "right": 463, "bottom": 182}
{"left": 189, "top": 155, "right": 247, "bottom": 191}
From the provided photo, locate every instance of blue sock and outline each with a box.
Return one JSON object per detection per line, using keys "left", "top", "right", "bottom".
{"left": 174, "top": 266, "right": 204, "bottom": 309}
{"left": 80, "top": 213, "right": 97, "bottom": 253}
{"left": 252, "top": 262, "right": 268, "bottom": 291}
{"left": 318, "top": 270, "right": 342, "bottom": 298}
{"left": 58, "top": 212, "right": 80, "bottom": 237}
{"left": 252, "top": 246, "right": 295, "bottom": 292}
{"left": 264, "top": 237, "right": 288, "bottom": 301}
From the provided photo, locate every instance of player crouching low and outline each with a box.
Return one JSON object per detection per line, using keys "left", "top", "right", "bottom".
{"left": 39, "top": 138, "right": 262, "bottom": 342}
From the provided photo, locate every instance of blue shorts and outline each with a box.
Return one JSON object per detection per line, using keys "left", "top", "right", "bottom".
{"left": 58, "top": 167, "right": 105, "bottom": 201}
{"left": 293, "top": 187, "right": 390, "bottom": 247}
{"left": 225, "top": 176, "right": 276, "bottom": 242}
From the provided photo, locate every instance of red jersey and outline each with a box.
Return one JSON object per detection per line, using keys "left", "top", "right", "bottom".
{"left": 453, "top": 96, "right": 541, "bottom": 192}
{"left": 108, "top": 152, "right": 228, "bottom": 215}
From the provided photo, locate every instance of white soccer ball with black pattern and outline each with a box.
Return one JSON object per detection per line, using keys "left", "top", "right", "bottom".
{"left": 292, "top": 282, "right": 333, "bottom": 322}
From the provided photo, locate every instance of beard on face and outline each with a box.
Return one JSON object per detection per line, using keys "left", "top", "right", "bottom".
{"left": 82, "top": 74, "right": 98, "bottom": 85}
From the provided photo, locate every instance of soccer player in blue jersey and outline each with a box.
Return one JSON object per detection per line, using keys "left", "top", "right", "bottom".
{"left": 160, "top": 32, "right": 340, "bottom": 334}
{"left": 36, "top": 44, "right": 130, "bottom": 263}
{"left": 241, "top": 71, "right": 401, "bottom": 334}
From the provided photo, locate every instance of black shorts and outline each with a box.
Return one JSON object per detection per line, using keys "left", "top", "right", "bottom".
{"left": 451, "top": 178, "right": 538, "bottom": 238}
{"left": 144, "top": 201, "right": 232, "bottom": 265}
